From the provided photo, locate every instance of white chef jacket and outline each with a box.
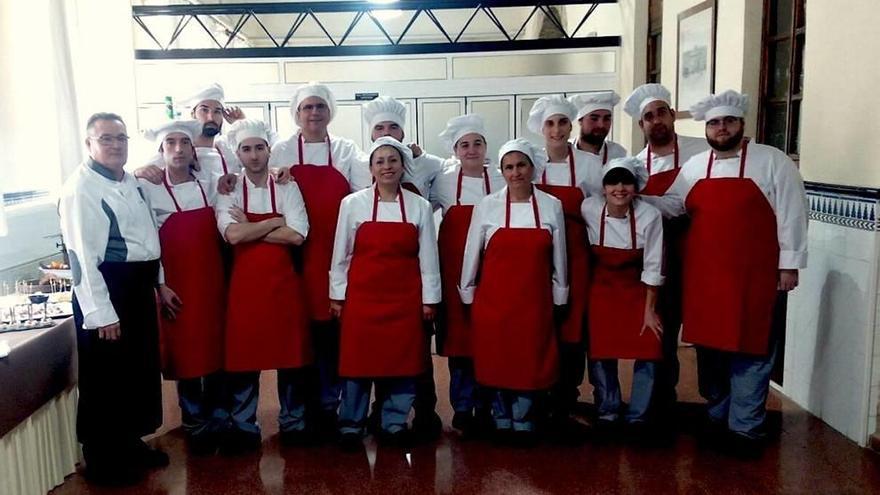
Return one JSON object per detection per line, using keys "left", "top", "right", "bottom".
{"left": 406, "top": 151, "right": 448, "bottom": 197}
{"left": 429, "top": 162, "right": 506, "bottom": 214}
{"left": 138, "top": 173, "right": 218, "bottom": 229}
{"left": 459, "top": 186, "right": 569, "bottom": 305}
{"left": 581, "top": 196, "right": 665, "bottom": 286}
{"left": 660, "top": 142, "right": 808, "bottom": 269}
{"left": 215, "top": 173, "right": 309, "bottom": 242}
{"left": 194, "top": 138, "right": 242, "bottom": 181}
{"left": 329, "top": 186, "right": 441, "bottom": 304}
{"left": 634, "top": 134, "right": 709, "bottom": 176}
{"left": 269, "top": 132, "right": 372, "bottom": 191}
{"left": 538, "top": 143, "right": 604, "bottom": 199}
{"left": 571, "top": 138, "right": 628, "bottom": 164}
{"left": 59, "top": 159, "right": 161, "bottom": 329}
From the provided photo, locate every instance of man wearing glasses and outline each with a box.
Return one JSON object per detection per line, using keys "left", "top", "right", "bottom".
{"left": 59, "top": 113, "right": 168, "bottom": 485}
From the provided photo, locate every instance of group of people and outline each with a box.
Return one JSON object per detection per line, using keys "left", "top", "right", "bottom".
{"left": 58, "top": 80, "right": 807, "bottom": 485}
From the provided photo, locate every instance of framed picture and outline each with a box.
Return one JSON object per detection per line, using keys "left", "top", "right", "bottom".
{"left": 676, "top": 0, "right": 716, "bottom": 118}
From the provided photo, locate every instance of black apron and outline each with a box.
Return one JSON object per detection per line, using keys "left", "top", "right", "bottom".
{"left": 73, "top": 259, "right": 162, "bottom": 445}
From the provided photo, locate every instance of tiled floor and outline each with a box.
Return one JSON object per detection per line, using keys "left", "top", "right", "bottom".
{"left": 49, "top": 348, "right": 880, "bottom": 494}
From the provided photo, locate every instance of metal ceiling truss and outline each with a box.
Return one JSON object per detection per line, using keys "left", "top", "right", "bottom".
{"left": 132, "top": 0, "right": 619, "bottom": 59}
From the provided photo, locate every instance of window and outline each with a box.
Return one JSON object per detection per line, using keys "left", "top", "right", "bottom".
{"left": 758, "top": 0, "right": 806, "bottom": 160}
{"left": 646, "top": 0, "right": 663, "bottom": 84}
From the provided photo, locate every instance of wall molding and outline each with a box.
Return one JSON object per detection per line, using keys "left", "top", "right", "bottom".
{"left": 806, "top": 182, "right": 879, "bottom": 231}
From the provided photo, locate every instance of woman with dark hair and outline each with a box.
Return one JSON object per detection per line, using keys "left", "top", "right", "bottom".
{"left": 459, "top": 138, "right": 568, "bottom": 447}
{"left": 582, "top": 156, "right": 665, "bottom": 438}
{"left": 329, "top": 136, "right": 441, "bottom": 450}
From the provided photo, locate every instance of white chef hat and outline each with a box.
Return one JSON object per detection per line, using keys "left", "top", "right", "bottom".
{"left": 181, "top": 83, "right": 225, "bottom": 109}
{"left": 142, "top": 119, "right": 203, "bottom": 143}
{"left": 368, "top": 136, "right": 414, "bottom": 173}
{"left": 227, "top": 119, "right": 271, "bottom": 150}
{"left": 291, "top": 82, "right": 337, "bottom": 127}
{"left": 363, "top": 96, "right": 406, "bottom": 130}
{"left": 623, "top": 83, "right": 672, "bottom": 118}
{"left": 602, "top": 156, "right": 650, "bottom": 192}
{"left": 498, "top": 138, "right": 541, "bottom": 180}
{"left": 569, "top": 91, "right": 621, "bottom": 121}
{"left": 527, "top": 95, "right": 578, "bottom": 134}
{"left": 438, "top": 114, "right": 486, "bottom": 154}
{"left": 690, "top": 89, "right": 750, "bottom": 122}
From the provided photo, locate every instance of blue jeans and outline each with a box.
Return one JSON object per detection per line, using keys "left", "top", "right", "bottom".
{"left": 226, "top": 369, "right": 308, "bottom": 434}
{"left": 491, "top": 389, "right": 536, "bottom": 431}
{"left": 696, "top": 334, "right": 779, "bottom": 439}
{"left": 589, "top": 360, "right": 656, "bottom": 423}
{"left": 448, "top": 357, "right": 478, "bottom": 414}
{"left": 339, "top": 378, "right": 415, "bottom": 435}
{"left": 177, "top": 372, "right": 226, "bottom": 437}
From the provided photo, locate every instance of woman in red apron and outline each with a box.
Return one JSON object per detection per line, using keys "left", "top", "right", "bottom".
{"left": 528, "top": 94, "right": 594, "bottom": 439}
{"left": 459, "top": 138, "right": 568, "bottom": 447}
{"left": 433, "top": 114, "right": 505, "bottom": 437}
{"left": 329, "top": 137, "right": 441, "bottom": 450}
{"left": 142, "top": 120, "right": 226, "bottom": 454}
{"left": 217, "top": 119, "right": 313, "bottom": 453}
{"left": 582, "top": 157, "right": 665, "bottom": 437}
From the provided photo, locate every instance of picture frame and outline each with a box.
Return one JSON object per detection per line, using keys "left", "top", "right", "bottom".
{"left": 675, "top": 0, "right": 716, "bottom": 118}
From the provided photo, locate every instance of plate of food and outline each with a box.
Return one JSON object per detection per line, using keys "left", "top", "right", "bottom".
{"left": 40, "top": 261, "right": 72, "bottom": 280}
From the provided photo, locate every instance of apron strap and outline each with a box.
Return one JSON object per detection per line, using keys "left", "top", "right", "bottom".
{"left": 706, "top": 139, "right": 749, "bottom": 179}
{"left": 196, "top": 180, "right": 209, "bottom": 207}
{"left": 506, "top": 187, "right": 540, "bottom": 228}
{"left": 162, "top": 171, "right": 183, "bottom": 213}
{"left": 215, "top": 145, "right": 228, "bottom": 175}
{"left": 243, "top": 175, "right": 277, "bottom": 214}
{"left": 599, "top": 203, "right": 637, "bottom": 249}
{"left": 297, "top": 133, "right": 333, "bottom": 167}
{"left": 455, "top": 167, "right": 492, "bottom": 206}
{"left": 371, "top": 186, "right": 407, "bottom": 223}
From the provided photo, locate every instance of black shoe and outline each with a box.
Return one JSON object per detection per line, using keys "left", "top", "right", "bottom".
{"left": 84, "top": 463, "right": 144, "bottom": 486}
{"left": 547, "top": 415, "right": 590, "bottom": 446}
{"left": 510, "top": 430, "right": 540, "bottom": 448}
{"left": 338, "top": 432, "right": 364, "bottom": 453}
{"left": 186, "top": 432, "right": 218, "bottom": 456}
{"left": 491, "top": 428, "right": 515, "bottom": 447}
{"left": 219, "top": 430, "right": 261, "bottom": 456}
{"left": 280, "top": 428, "right": 318, "bottom": 447}
{"left": 592, "top": 418, "right": 620, "bottom": 444}
{"left": 378, "top": 428, "right": 415, "bottom": 449}
{"left": 451, "top": 412, "right": 479, "bottom": 439}
{"left": 131, "top": 440, "right": 170, "bottom": 469}
{"left": 723, "top": 431, "right": 765, "bottom": 460}
{"left": 411, "top": 411, "right": 442, "bottom": 443}
{"left": 696, "top": 417, "right": 727, "bottom": 450}
{"left": 316, "top": 410, "right": 339, "bottom": 442}
{"left": 366, "top": 407, "right": 382, "bottom": 436}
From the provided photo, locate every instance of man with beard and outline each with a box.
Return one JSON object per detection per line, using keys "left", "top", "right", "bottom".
{"left": 663, "top": 90, "right": 807, "bottom": 457}
{"left": 568, "top": 91, "right": 627, "bottom": 165}
{"left": 623, "top": 83, "right": 709, "bottom": 426}
{"left": 135, "top": 83, "right": 262, "bottom": 193}
{"left": 59, "top": 113, "right": 167, "bottom": 484}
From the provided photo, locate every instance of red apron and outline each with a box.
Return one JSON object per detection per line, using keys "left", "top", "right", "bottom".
{"left": 682, "top": 141, "right": 779, "bottom": 355}
{"left": 289, "top": 134, "right": 351, "bottom": 322}
{"left": 339, "top": 188, "right": 425, "bottom": 377}
{"left": 157, "top": 176, "right": 225, "bottom": 379}
{"left": 472, "top": 190, "right": 559, "bottom": 391}
{"left": 640, "top": 138, "right": 688, "bottom": 331}
{"left": 588, "top": 204, "right": 662, "bottom": 360}
{"left": 537, "top": 146, "right": 589, "bottom": 344}
{"left": 224, "top": 177, "right": 312, "bottom": 371}
{"left": 437, "top": 168, "right": 491, "bottom": 357}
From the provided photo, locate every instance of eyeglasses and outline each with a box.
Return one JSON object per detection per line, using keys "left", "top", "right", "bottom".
{"left": 90, "top": 134, "right": 130, "bottom": 146}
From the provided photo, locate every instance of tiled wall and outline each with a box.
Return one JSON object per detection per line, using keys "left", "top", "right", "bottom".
{"left": 785, "top": 187, "right": 880, "bottom": 446}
